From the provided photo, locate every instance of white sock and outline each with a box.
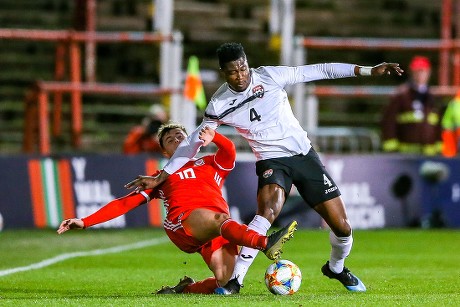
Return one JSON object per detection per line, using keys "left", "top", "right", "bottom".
{"left": 328, "top": 231, "right": 353, "bottom": 274}
{"left": 231, "top": 215, "right": 271, "bottom": 285}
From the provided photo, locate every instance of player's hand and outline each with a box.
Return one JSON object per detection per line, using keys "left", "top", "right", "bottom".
{"left": 124, "top": 172, "right": 168, "bottom": 192}
{"left": 57, "top": 218, "right": 84, "bottom": 234}
{"left": 199, "top": 126, "right": 215, "bottom": 147}
{"left": 372, "top": 62, "right": 404, "bottom": 76}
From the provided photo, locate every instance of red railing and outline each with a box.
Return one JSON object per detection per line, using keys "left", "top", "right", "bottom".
{"left": 0, "top": 29, "right": 174, "bottom": 154}
{"left": 23, "top": 82, "right": 175, "bottom": 154}
{"left": 310, "top": 85, "right": 460, "bottom": 97}
{"left": 299, "top": 37, "right": 460, "bottom": 88}
{"left": 297, "top": 0, "right": 460, "bottom": 88}
{"left": 0, "top": 29, "right": 171, "bottom": 43}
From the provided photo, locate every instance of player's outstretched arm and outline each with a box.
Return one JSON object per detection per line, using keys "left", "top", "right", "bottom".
{"left": 58, "top": 191, "right": 151, "bottom": 234}
{"left": 356, "top": 62, "right": 404, "bottom": 76}
{"left": 57, "top": 218, "right": 84, "bottom": 234}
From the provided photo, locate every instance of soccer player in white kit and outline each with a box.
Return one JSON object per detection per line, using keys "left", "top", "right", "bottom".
{"left": 126, "top": 42, "right": 403, "bottom": 294}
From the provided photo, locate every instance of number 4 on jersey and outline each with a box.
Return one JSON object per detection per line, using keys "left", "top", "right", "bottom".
{"left": 249, "top": 108, "right": 261, "bottom": 122}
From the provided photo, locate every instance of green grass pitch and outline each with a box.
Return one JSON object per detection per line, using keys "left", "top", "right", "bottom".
{"left": 0, "top": 228, "right": 459, "bottom": 306}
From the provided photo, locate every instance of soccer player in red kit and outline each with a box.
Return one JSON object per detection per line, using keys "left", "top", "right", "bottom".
{"left": 57, "top": 122, "right": 297, "bottom": 294}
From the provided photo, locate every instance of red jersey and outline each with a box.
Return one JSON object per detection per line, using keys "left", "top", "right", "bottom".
{"left": 152, "top": 154, "right": 233, "bottom": 231}
{"left": 151, "top": 132, "right": 235, "bottom": 234}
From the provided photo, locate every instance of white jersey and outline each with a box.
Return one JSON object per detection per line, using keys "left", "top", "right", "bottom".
{"left": 164, "top": 63, "right": 356, "bottom": 174}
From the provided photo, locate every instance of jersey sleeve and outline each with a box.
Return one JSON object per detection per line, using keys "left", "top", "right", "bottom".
{"left": 163, "top": 119, "right": 219, "bottom": 174}
{"left": 261, "top": 63, "right": 356, "bottom": 87}
{"left": 81, "top": 189, "right": 153, "bottom": 228}
{"left": 212, "top": 131, "right": 236, "bottom": 171}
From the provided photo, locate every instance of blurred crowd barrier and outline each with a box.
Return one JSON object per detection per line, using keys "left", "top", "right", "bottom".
{"left": 0, "top": 154, "right": 459, "bottom": 231}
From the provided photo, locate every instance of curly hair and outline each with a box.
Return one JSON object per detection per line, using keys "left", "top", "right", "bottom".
{"left": 157, "top": 122, "right": 187, "bottom": 149}
{"left": 216, "top": 42, "right": 246, "bottom": 69}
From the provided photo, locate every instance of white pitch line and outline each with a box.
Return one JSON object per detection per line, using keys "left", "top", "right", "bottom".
{"left": 0, "top": 236, "right": 169, "bottom": 278}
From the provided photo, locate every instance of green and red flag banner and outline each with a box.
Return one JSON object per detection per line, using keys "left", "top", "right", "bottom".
{"left": 183, "top": 55, "right": 207, "bottom": 110}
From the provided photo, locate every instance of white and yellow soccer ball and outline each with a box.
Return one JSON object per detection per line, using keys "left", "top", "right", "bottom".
{"left": 264, "top": 259, "right": 302, "bottom": 295}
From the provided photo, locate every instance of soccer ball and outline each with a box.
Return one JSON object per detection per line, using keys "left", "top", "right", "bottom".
{"left": 264, "top": 259, "right": 302, "bottom": 295}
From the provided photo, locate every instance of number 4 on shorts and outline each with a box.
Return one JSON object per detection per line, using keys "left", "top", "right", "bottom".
{"left": 323, "top": 174, "right": 332, "bottom": 187}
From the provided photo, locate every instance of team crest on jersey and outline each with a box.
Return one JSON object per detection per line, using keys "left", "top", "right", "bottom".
{"left": 263, "top": 169, "right": 273, "bottom": 178}
{"left": 194, "top": 159, "right": 205, "bottom": 166}
{"left": 252, "top": 85, "right": 265, "bottom": 98}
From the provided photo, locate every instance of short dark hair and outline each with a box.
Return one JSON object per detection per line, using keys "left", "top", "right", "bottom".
{"left": 157, "top": 122, "right": 187, "bottom": 149}
{"left": 216, "top": 42, "right": 246, "bottom": 68}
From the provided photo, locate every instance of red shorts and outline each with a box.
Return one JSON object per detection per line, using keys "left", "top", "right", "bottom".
{"left": 164, "top": 207, "right": 238, "bottom": 266}
{"left": 166, "top": 227, "right": 237, "bottom": 265}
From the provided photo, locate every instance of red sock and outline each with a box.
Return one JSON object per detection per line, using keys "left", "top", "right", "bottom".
{"left": 183, "top": 277, "right": 218, "bottom": 294}
{"left": 220, "top": 219, "right": 267, "bottom": 250}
